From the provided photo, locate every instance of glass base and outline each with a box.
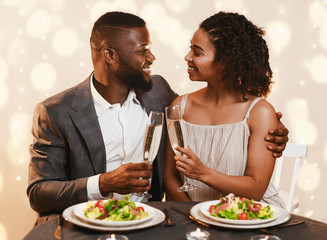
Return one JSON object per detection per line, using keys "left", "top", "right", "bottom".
{"left": 177, "top": 184, "right": 196, "bottom": 192}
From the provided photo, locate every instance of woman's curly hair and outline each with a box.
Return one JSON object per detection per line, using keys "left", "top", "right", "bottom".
{"left": 200, "top": 12, "right": 273, "bottom": 99}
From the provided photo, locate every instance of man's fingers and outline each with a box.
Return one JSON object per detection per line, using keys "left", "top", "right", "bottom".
{"left": 273, "top": 152, "right": 283, "bottom": 158}
{"left": 267, "top": 144, "right": 286, "bottom": 153}
{"left": 268, "top": 128, "right": 288, "bottom": 136}
{"left": 276, "top": 112, "right": 283, "bottom": 120}
{"left": 124, "top": 162, "right": 152, "bottom": 171}
{"left": 118, "top": 184, "right": 151, "bottom": 194}
{"left": 265, "top": 135, "right": 288, "bottom": 144}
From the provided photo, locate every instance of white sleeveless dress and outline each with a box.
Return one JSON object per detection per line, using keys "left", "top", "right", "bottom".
{"left": 180, "top": 95, "right": 285, "bottom": 208}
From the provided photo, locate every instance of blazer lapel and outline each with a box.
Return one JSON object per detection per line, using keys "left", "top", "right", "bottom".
{"left": 70, "top": 77, "right": 106, "bottom": 174}
{"left": 136, "top": 88, "right": 162, "bottom": 114}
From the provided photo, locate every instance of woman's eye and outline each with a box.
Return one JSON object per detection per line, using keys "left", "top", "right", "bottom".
{"left": 189, "top": 46, "right": 201, "bottom": 56}
{"left": 193, "top": 51, "right": 200, "bottom": 56}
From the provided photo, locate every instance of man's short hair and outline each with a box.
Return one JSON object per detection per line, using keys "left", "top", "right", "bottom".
{"left": 90, "top": 11, "right": 146, "bottom": 51}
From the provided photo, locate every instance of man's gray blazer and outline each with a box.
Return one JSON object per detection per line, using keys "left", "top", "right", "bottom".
{"left": 27, "top": 74, "right": 177, "bottom": 224}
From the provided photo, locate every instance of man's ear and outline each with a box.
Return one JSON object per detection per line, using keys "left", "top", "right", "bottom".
{"left": 101, "top": 47, "right": 117, "bottom": 64}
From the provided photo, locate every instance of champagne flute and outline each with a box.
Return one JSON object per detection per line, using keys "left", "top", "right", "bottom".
{"left": 138, "top": 111, "right": 164, "bottom": 198}
{"left": 165, "top": 105, "right": 196, "bottom": 192}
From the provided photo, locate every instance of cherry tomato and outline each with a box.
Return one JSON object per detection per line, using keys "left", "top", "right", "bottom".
{"left": 209, "top": 205, "right": 216, "bottom": 213}
{"left": 238, "top": 212, "right": 249, "bottom": 220}
{"left": 135, "top": 206, "right": 145, "bottom": 212}
{"left": 97, "top": 206, "right": 105, "bottom": 213}
{"left": 95, "top": 200, "right": 104, "bottom": 208}
{"left": 253, "top": 203, "right": 262, "bottom": 209}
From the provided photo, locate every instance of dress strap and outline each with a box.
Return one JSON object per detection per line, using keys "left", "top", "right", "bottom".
{"left": 180, "top": 94, "right": 188, "bottom": 117}
{"left": 244, "top": 97, "right": 264, "bottom": 120}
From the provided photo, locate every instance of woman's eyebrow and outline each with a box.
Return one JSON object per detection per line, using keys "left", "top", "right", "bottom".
{"left": 192, "top": 44, "right": 205, "bottom": 52}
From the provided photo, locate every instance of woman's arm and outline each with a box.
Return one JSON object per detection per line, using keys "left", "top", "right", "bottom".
{"left": 174, "top": 99, "right": 279, "bottom": 201}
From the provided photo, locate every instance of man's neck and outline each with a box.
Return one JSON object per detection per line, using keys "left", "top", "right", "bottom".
{"left": 93, "top": 74, "right": 130, "bottom": 106}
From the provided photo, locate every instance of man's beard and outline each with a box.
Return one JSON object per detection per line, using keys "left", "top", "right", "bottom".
{"left": 114, "top": 57, "right": 152, "bottom": 92}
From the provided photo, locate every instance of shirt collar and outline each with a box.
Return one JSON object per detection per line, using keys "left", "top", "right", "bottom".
{"left": 90, "top": 74, "right": 141, "bottom": 117}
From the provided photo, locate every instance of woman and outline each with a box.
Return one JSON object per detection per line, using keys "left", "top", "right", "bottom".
{"left": 164, "top": 12, "right": 285, "bottom": 208}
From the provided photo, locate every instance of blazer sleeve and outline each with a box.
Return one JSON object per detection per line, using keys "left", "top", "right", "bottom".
{"left": 27, "top": 102, "right": 88, "bottom": 214}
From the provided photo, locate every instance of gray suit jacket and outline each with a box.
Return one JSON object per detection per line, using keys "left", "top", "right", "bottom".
{"left": 27, "top": 74, "right": 177, "bottom": 224}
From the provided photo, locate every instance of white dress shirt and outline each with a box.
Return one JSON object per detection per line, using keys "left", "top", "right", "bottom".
{"left": 86, "top": 75, "right": 148, "bottom": 201}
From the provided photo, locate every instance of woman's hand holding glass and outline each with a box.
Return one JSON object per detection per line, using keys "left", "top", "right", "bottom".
{"left": 165, "top": 105, "right": 196, "bottom": 192}
{"left": 173, "top": 146, "right": 207, "bottom": 181}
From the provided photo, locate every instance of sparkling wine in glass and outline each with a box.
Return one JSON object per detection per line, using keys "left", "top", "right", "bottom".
{"left": 139, "top": 111, "right": 163, "bottom": 198}
{"left": 165, "top": 105, "right": 196, "bottom": 192}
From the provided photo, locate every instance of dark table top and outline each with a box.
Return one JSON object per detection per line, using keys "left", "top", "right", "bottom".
{"left": 24, "top": 201, "right": 327, "bottom": 240}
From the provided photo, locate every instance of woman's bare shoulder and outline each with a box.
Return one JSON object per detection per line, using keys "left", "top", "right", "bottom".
{"left": 170, "top": 88, "right": 206, "bottom": 107}
{"left": 252, "top": 98, "right": 276, "bottom": 114}
{"left": 248, "top": 98, "right": 278, "bottom": 126}
{"left": 170, "top": 95, "right": 184, "bottom": 107}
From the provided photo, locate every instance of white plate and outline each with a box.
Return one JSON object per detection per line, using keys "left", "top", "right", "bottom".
{"left": 191, "top": 201, "right": 290, "bottom": 229}
{"left": 200, "top": 200, "right": 279, "bottom": 225}
{"left": 73, "top": 202, "right": 154, "bottom": 227}
{"left": 63, "top": 203, "right": 165, "bottom": 231}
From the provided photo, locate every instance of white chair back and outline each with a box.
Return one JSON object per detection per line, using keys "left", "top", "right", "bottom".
{"left": 273, "top": 142, "right": 308, "bottom": 212}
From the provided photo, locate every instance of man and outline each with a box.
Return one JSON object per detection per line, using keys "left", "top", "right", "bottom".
{"left": 27, "top": 11, "right": 288, "bottom": 225}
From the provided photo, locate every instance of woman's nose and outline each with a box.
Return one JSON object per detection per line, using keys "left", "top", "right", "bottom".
{"left": 185, "top": 52, "right": 192, "bottom": 61}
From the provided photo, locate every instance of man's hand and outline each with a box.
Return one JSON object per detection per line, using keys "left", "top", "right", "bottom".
{"left": 99, "top": 162, "right": 152, "bottom": 196}
{"left": 265, "top": 112, "right": 289, "bottom": 158}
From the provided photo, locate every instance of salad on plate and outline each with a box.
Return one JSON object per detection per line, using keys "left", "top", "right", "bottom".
{"left": 202, "top": 193, "right": 277, "bottom": 224}
{"left": 83, "top": 195, "right": 149, "bottom": 222}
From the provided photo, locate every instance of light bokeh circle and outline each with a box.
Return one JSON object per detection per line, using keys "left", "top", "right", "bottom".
{"left": 0, "top": 83, "right": 9, "bottom": 108}
{"left": 18, "top": 0, "right": 39, "bottom": 15}
{"left": 309, "top": 55, "right": 327, "bottom": 84}
{"left": 324, "top": 143, "right": 327, "bottom": 163}
{"left": 112, "top": 0, "right": 137, "bottom": 13}
{"left": 0, "top": 58, "right": 8, "bottom": 82}
{"left": 44, "top": 0, "right": 66, "bottom": 12}
{"left": 156, "top": 17, "right": 183, "bottom": 45}
{"left": 6, "top": 139, "right": 30, "bottom": 167}
{"left": 309, "top": 1, "right": 327, "bottom": 28}
{"left": 31, "top": 62, "right": 57, "bottom": 91}
{"left": 298, "top": 163, "right": 321, "bottom": 191}
{"left": 140, "top": 3, "right": 167, "bottom": 31}
{"left": 319, "top": 26, "right": 327, "bottom": 51}
{"left": 6, "top": 39, "right": 28, "bottom": 67}
{"left": 90, "top": 1, "right": 113, "bottom": 23}
{"left": 9, "top": 112, "right": 31, "bottom": 141}
{"left": 0, "top": 172, "right": 3, "bottom": 192}
{"left": 285, "top": 99, "right": 308, "bottom": 124}
{"left": 0, "top": 222, "right": 7, "bottom": 240}
{"left": 266, "top": 20, "right": 291, "bottom": 55}
{"left": 293, "top": 121, "right": 317, "bottom": 145}
{"left": 2, "top": 0, "right": 22, "bottom": 7}
{"left": 25, "top": 9, "right": 51, "bottom": 37}
{"left": 164, "top": 0, "right": 191, "bottom": 12}
{"left": 52, "top": 28, "right": 79, "bottom": 57}
{"left": 173, "top": 29, "right": 192, "bottom": 58}
{"left": 214, "top": 0, "right": 243, "bottom": 12}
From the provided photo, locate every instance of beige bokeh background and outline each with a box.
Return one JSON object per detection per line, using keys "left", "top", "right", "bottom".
{"left": 0, "top": 0, "right": 327, "bottom": 239}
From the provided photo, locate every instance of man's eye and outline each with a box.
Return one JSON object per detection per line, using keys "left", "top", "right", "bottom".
{"left": 138, "top": 49, "right": 147, "bottom": 54}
